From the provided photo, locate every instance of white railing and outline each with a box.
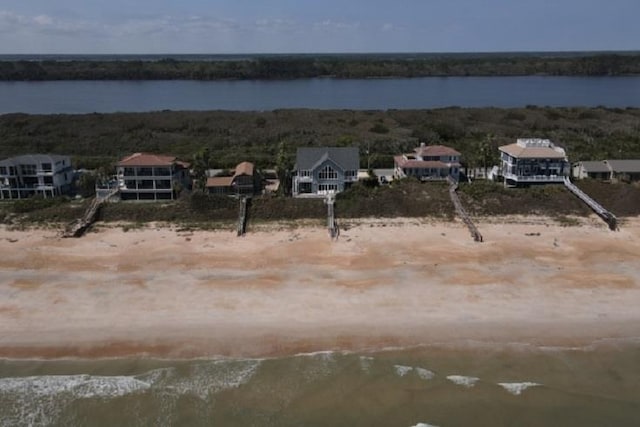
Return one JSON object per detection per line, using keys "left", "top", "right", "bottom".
{"left": 504, "top": 173, "right": 566, "bottom": 182}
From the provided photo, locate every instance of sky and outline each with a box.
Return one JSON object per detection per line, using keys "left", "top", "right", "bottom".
{"left": 0, "top": 0, "right": 637, "bottom": 54}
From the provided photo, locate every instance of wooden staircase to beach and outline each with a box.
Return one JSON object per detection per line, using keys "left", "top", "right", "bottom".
{"left": 62, "top": 188, "right": 118, "bottom": 238}
{"left": 563, "top": 177, "right": 618, "bottom": 230}
{"left": 447, "top": 176, "right": 483, "bottom": 242}
{"left": 237, "top": 196, "right": 248, "bottom": 236}
{"left": 325, "top": 192, "right": 339, "bottom": 240}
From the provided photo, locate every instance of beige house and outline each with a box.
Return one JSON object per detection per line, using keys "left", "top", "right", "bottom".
{"left": 206, "top": 161, "right": 261, "bottom": 196}
{"left": 394, "top": 143, "right": 461, "bottom": 181}
{"left": 573, "top": 159, "right": 640, "bottom": 182}
{"left": 117, "top": 153, "right": 191, "bottom": 201}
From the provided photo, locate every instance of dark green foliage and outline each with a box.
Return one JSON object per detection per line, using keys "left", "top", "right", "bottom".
{"left": 2, "top": 54, "right": 640, "bottom": 81}
{"left": 11, "top": 195, "right": 70, "bottom": 213}
{"left": 2, "top": 108, "right": 639, "bottom": 170}
{"left": 369, "top": 123, "right": 389, "bottom": 134}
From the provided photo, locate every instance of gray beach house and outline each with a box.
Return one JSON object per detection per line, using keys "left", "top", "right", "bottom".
{"left": 292, "top": 147, "right": 359, "bottom": 196}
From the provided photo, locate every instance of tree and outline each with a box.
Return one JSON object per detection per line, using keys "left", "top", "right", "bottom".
{"left": 275, "top": 141, "right": 293, "bottom": 197}
{"left": 191, "top": 147, "right": 211, "bottom": 192}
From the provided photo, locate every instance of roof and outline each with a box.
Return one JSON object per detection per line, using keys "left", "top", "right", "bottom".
{"left": 394, "top": 156, "right": 461, "bottom": 169}
{"left": 577, "top": 161, "right": 611, "bottom": 173}
{"left": 295, "top": 147, "right": 359, "bottom": 171}
{"left": 499, "top": 139, "right": 567, "bottom": 159}
{"left": 605, "top": 159, "right": 640, "bottom": 173}
{"left": 0, "top": 154, "right": 70, "bottom": 166}
{"left": 206, "top": 176, "right": 234, "bottom": 187}
{"left": 234, "top": 161, "right": 254, "bottom": 177}
{"left": 117, "top": 152, "right": 189, "bottom": 168}
{"left": 415, "top": 144, "right": 461, "bottom": 157}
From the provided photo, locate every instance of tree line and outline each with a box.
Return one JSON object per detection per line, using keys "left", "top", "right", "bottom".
{"left": 1, "top": 54, "right": 640, "bottom": 80}
{"left": 1, "top": 107, "right": 639, "bottom": 173}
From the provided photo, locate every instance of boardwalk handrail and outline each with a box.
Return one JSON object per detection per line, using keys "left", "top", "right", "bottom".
{"left": 325, "top": 192, "right": 339, "bottom": 240}
{"left": 563, "top": 177, "right": 617, "bottom": 230}
{"left": 237, "top": 197, "right": 248, "bottom": 236}
{"left": 447, "top": 176, "right": 483, "bottom": 242}
{"left": 62, "top": 188, "right": 119, "bottom": 238}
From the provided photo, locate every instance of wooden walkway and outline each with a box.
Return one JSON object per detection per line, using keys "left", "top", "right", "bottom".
{"left": 563, "top": 177, "right": 618, "bottom": 230}
{"left": 325, "top": 192, "right": 339, "bottom": 240}
{"left": 237, "top": 197, "right": 248, "bottom": 236}
{"left": 62, "top": 189, "right": 118, "bottom": 238}
{"left": 447, "top": 177, "right": 483, "bottom": 242}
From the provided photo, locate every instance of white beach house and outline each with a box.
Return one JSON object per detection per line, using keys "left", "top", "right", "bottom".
{"left": 499, "top": 138, "right": 569, "bottom": 187}
{"left": 0, "top": 154, "right": 73, "bottom": 199}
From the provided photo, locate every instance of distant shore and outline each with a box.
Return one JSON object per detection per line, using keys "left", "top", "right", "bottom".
{"left": 2, "top": 52, "right": 640, "bottom": 81}
{"left": 1, "top": 215, "right": 639, "bottom": 359}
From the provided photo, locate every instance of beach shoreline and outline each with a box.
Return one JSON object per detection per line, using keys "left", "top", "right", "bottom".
{"left": 2, "top": 216, "right": 639, "bottom": 359}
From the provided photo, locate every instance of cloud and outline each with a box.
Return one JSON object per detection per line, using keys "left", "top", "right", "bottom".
{"left": 0, "top": 10, "right": 96, "bottom": 36}
{"left": 312, "top": 19, "right": 360, "bottom": 32}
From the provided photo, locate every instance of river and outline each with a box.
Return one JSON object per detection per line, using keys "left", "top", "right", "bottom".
{"left": 1, "top": 76, "right": 639, "bottom": 114}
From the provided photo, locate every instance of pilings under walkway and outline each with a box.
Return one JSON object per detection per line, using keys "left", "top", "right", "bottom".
{"left": 237, "top": 197, "right": 249, "bottom": 236}
{"left": 62, "top": 189, "right": 118, "bottom": 238}
{"left": 324, "top": 192, "right": 339, "bottom": 240}
{"left": 447, "top": 177, "right": 483, "bottom": 242}
{"left": 563, "top": 177, "right": 618, "bottom": 230}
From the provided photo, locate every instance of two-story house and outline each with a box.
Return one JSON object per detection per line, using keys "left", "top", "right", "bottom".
{"left": 206, "top": 161, "right": 261, "bottom": 196}
{"left": 499, "top": 138, "right": 568, "bottom": 187}
{"left": 116, "top": 152, "right": 191, "bottom": 201}
{"left": 0, "top": 154, "right": 73, "bottom": 200}
{"left": 394, "top": 143, "right": 461, "bottom": 182}
{"left": 292, "top": 147, "right": 359, "bottom": 196}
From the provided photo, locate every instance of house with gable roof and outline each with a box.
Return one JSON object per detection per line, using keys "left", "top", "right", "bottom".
{"left": 206, "top": 161, "right": 261, "bottom": 196}
{"left": 292, "top": 147, "right": 359, "bottom": 196}
{"left": 394, "top": 143, "right": 461, "bottom": 182}
{"left": 116, "top": 152, "right": 191, "bottom": 201}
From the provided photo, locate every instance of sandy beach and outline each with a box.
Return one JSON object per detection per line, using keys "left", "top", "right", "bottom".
{"left": 1, "top": 216, "right": 639, "bottom": 359}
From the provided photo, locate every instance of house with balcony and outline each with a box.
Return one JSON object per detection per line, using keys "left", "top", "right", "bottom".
{"left": 116, "top": 152, "right": 191, "bottom": 201}
{"left": 292, "top": 147, "right": 359, "bottom": 196}
{"left": 394, "top": 143, "right": 461, "bottom": 182}
{"left": 499, "top": 138, "right": 568, "bottom": 187}
{"left": 206, "top": 161, "right": 261, "bottom": 196}
{"left": 0, "top": 154, "right": 73, "bottom": 200}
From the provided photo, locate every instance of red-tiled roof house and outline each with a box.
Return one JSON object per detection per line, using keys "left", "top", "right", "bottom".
{"left": 116, "top": 152, "right": 191, "bottom": 201}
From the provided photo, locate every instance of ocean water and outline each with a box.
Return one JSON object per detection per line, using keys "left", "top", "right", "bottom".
{"left": 1, "top": 341, "right": 640, "bottom": 426}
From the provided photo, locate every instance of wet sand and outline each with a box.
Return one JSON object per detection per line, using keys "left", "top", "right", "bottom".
{"left": 1, "top": 216, "right": 639, "bottom": 358}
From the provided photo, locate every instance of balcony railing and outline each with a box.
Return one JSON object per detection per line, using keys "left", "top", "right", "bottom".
{"left": 504, "top": 172, "right": 566, "bottom": 182}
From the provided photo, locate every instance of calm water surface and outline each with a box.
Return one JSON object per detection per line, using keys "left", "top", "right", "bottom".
{"left": 1, "top": 76, "right": 639, "bottom": 114}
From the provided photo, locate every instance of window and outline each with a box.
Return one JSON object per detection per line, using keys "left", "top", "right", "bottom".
{"left": 318, "top": 183, "right": 338, "bottom": 192}
{"left": 0, "top": 166, "right": 6, "bottom": 175}
{"left": 318, "top": 165, "right": 338, "bottom": 180}
{"left": 41, "top": 163, "right": 52, "bottom": 172}
{"left": 299, "top": 170, "right": 311, "bottom": 177}
{"left": 345, "top": 170, "right": 357, "bottom": 178}
{"left": 21, "top": 164, "right": 37, "bottom": 175}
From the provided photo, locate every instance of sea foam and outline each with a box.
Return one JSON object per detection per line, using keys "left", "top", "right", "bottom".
{"left": 446, "top": 375, "right": 480, "bottom": 388}
{"left": 394, "top": 365, "right": 435, "bottom": 380}
{"left": 498, "top": 382, "right": 541, "bottom": 395}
